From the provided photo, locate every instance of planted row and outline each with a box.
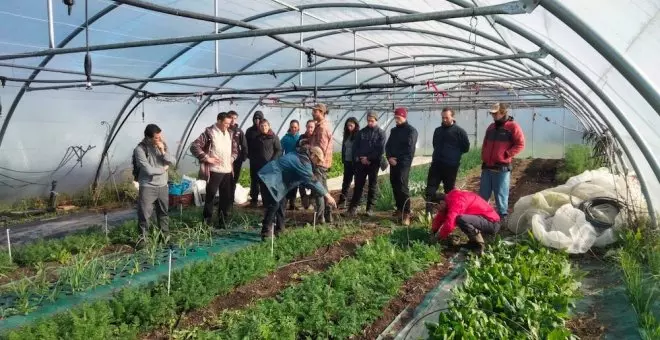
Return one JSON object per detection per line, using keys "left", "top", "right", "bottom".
{"left": 179, "top": 228, "right": 441, "bottom": 339}
{"left": 426, "top": 235, "right": 581, "bottom": 339}
{"left": 618, "top": 227, "right": 660, "bottom": 340}
{"left": 3, "top": 226, "right": 353, "bottom": 339}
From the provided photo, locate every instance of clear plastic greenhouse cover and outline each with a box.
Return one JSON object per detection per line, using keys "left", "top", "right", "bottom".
{"left": 0, "top": 0, "right": 658, "bottom": 218}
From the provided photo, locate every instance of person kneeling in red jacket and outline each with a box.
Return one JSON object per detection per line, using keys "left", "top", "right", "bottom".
{"left": 431, "top": 189, "right": 501, "bottom": 255}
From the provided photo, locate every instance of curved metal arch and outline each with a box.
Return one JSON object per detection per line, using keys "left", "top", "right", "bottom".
{"left": 0, "top": 4, "right": 121, "bottom": 151}
{"left": 174, "top": 38, "right": 547, "bottom": 162}
{"left": 446, "top": 0, "right": 658, "bottom": 224}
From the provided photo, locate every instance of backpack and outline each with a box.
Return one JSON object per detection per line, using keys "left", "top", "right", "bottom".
{"left": 132, "top": 142, "right": 148, "bottom": 182}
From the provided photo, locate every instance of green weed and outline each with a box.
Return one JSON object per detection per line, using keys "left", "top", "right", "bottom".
{"left": 556, "top": 144, "right": 604, "bottom": 182}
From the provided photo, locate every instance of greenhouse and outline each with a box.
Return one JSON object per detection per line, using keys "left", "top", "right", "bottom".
{"left": 0, "top": 0, "right": 658, "bottom": 339}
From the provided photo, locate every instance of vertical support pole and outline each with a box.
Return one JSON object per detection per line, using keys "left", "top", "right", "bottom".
{"left": 413, "top": 57, "right": 416, "bottom": 100}
{"left": 432, "top": 64, "right": 436, "bottom": 80}
{"left": 167, "top": 249, "right": 172, "bottom": 295}
{"left": 6, "top": 229, "right": 11, "bottom": 264}
{"left": 214, "top": 0, "right": 219, "bottom": 73}
{"left": 104, "top": 210, "right": 108, "bottom": 238}
{"left": 474, "top": 106, "right": 478, "bottom": 148}
{"left": 562, "top": 107, "right": 566, "bottom": 158}
{"left": 531, "top": 109, "right": 535, "bottom": 158}
{"left": 299, "top": 10, "right": 304, "bottom": 86}
{"left": 270, "top": 224, "right": 274, "bottom": 257}
{"left": 47, "top": 0, "right": 55, "bottom": 49}
{"left": 353, "top": 32, "right": 357, "bottom": 92}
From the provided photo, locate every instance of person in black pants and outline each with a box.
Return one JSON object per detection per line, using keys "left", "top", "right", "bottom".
{"left": 385, "top": 107, "right": 418, "bottom": 226}
{"left": 337, "top": 117, "right": 359, "bottom": 208}
{"left": 189, "top": 112, "right": 239, "bottom": 228}
{"left": 296, "top": 120, "right": 316, "bottom": 209}
{"left": 346, "top": 111, "right": 386, "bottom": 216}
{"left": 245, "top": 111, "right": 264, "bottom": 207}
{"left": 426, "top": 107, "right": 470, "bottom": 217}
{"left": 228, "top": 110, "right": 248, "bottom": 211}
{"left": 250, "top": 119, "right": 282, "bottom": 203}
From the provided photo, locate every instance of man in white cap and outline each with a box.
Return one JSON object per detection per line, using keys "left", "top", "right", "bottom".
{"left": 309, "top": 103, "right": 335, "bottom": 224}
{"left": 480, "top": 103, "right": 525, "bottom": 221}
{"left": 385, "top": 107, "right": 418, "bottom": 226}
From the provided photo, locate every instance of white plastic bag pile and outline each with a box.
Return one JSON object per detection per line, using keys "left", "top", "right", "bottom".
{"left": 192, "top": 178, "right": 255, "bottom": 207}
{"left": 507, "top": 167, "right": 647, "bottom": 253}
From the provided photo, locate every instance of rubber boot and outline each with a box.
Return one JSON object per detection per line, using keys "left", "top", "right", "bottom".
{"left": 467, "top": 233, "right": 485, "bottom": 256}
{"left": 337, "top": 195, "right": 346, "bottom": 209}
{"left": 287, "top": 199, "right": 296, "bottom": 211}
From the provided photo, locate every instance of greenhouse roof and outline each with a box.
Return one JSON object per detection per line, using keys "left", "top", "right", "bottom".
{"left": 0, "top": 0, "right": 658, "bottom": 221}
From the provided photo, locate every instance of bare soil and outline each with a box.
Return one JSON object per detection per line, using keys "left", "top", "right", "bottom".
{"left": 566, "top": 310, "right": 607, "bottom": 340}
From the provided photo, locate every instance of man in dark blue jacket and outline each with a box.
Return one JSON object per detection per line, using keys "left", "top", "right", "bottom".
{"left": 347, "top": 111, "right": 386, "bottom": 216}
{"left": 426, "top": 107, "right": 470, "bottom": 216}
{"left": 385, "top": 107, "right": 418, "bottom": 226}
{"left": 258, "top": 146, "right": 337, "bottom": 240}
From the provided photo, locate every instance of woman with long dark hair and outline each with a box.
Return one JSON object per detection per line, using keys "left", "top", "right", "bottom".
{"left": 338, "top": 117, "right": 359, "bottom": 208}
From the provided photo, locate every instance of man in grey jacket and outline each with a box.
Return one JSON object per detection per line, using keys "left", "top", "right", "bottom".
{"left": 134, "top": 124, "right": 175, "bottom": 241}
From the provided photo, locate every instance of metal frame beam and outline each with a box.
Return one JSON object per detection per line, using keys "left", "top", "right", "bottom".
{"left": 0, "top": 1, "right": 528, "bottom": 62}
{"left": 25, "top": 51, "right": 544, "bottom": 92}
{"left": 541, "top": 0, "right": 660, "bottom": 116}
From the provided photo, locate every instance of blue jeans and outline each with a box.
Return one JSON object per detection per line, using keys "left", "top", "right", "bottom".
{"left": 478, "top": 169, "right": 511, "bottom": 217}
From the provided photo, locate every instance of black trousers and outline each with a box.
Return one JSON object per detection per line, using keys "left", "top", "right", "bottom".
{"left": 349, "top": 162, "right": 380, "bottom": 211}
{"left": 390, "top": 162, "right": 412, "bottom": 213}
{"left": 249, "top": 163, "right": 262, "bottom": 205}
{"left": 456, "top": 214, "right": 500, "bottom": 237}
{"left": 204, "top": 172, "right": 233, "bottom": 227}
{"left": 259, "top": 181, "right": 286, "bottom": 236}
{"left": 340, "top": 161, "right": 355, "bottom": 201}
{"left": 425, "top": 162, "right": 460, "bottom": 201}
{"left": 286, "top": 185, "right": 306, "bottom": 202}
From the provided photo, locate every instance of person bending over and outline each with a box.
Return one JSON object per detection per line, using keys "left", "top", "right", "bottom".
{"left": 431, "top": 189, "right": 501, "bottom": 255}
{"left": 257, "top": 146, "right": 337, "bottom": 240}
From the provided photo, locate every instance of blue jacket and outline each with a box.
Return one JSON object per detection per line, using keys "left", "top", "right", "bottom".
{"left": 353, "top": 126, "right": 386, "bottom": 162}
{"left": 431, "top": 123, "right": 470, "bottom": 167}
{"left": 258, "top": 152, "right": 327, "bottom": 202}
{"left": 280, "top": 132, "right": 300, "bottom": 155}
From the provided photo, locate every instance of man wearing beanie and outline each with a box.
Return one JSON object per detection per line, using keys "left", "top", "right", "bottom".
{"left": 347, "top": 111, "right": 386, "bottom": 216}
{"left": 309, "top": 103, "right": 335, "bottom": 223}
{"left": 385, "top": 107, "right": 418, "bottom": 226}
{"left": 246, "top": 110, "right": 265, "bottom": 207}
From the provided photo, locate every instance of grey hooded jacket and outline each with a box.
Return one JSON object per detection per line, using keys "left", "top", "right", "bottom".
{"left": 134, "top": 139, "right": 175, "bottom": 187}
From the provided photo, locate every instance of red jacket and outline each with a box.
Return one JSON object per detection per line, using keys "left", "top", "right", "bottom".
{"left": 431, "top": 190, "right": 500, "bottom": 239}
{"left": 481, "top": 116, "right": 525, "bottom": 168}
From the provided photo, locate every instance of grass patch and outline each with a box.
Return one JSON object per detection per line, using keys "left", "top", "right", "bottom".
{"left": 556, "top": 144, "right": 604, "bottom": 183}
{"left": 618, "top": 222, "right": 660, "bottom": 340}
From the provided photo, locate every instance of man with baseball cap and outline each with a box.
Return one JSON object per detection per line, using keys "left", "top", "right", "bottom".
{"left": 346, "top": 111, "right": 386, "bottom": 216}
{"left": 480, "top": 103, "right": 525, "bottom": 221}
{"left": 309, "top": 103, "right": 335, "bottom": 223}
{"left": 385, "top": 107, "right": 418, "bottom": 226}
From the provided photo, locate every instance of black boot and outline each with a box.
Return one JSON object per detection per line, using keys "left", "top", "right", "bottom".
{"left": 287, "top": 199, "right": 296, "bottom": 211}
{"left": 337, "top": 195, "right": 346, "bottom": 209}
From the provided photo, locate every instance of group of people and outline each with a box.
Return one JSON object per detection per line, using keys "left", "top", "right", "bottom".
{"left": 132, "top": 101, "right": 525, "bottom": 253}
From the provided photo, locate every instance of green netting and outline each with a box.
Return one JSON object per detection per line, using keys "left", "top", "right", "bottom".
{"left": 0, "top": 229, "right": 260, "bottom": 333}
{"left": 572, "top": 257, "right": 643, "bottom": 340}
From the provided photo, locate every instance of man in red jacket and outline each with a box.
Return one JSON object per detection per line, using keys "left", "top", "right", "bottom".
{"left": 480, "top": 103, "right": 525, "bottom": 220}
{"left": 431, "top": 189, "right": 501, "bottom": 255}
